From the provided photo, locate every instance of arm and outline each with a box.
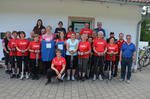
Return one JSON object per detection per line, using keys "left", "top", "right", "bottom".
{"left": 120, "top": 51, "right": 122, "bottom": 62}
{"left": 51, "top": 64, "right": 59, "bottom": 75}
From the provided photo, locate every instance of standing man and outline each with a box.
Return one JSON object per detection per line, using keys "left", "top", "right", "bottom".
{"left": 120, "top": 35, "right": 136, "bottom": 83}
{"left": 115, "top": 33, "right": 125, "bottom": 78}
{"left": 80, "top": 23, "right": 93, "bottom": 37}
{"left": 94, "top": 22, "right": 106, "bottom": 37}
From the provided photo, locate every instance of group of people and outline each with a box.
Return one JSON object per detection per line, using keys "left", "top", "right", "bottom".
{"left": 2, "top": 19, "right": 136, "bottom": 85}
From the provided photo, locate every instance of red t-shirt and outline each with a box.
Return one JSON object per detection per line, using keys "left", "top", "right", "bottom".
{"left": 66, "top": 32, "right": 75, "bottom": 39}
{"left": 78, "top": 41, "right": 91, "bottom": 58}
{"left": 106, "top": 44, "right": 118, "bottom": 61}
{"left": 51, "top": 57, "right": 66, "bottom": 72}
{"left": 16, "top": 39, "right": 29, "bottom": 56}
{"left": 28, "top": 41, "right": 41, "bottom": 59}
{"left": 80, "top": 28, "right": 93, "bottom": 36}
{"left": 8, "top": 38, "right": 18, "bottom": 56}
{"left": 93, "top": 38, "right": 107, "bottom": 56}
{"left": 116, "top": 40, "right": 125, "bottom": 54}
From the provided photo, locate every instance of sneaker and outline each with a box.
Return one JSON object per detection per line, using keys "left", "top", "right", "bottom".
{"left": 67, "top": 76, "right": 70, "bottom": 81}
{"left": 25, "top": 73, "right": 29, "bottom": 79}
{"left": 98, "top": 75, "right": 103, "bottom": 81}
{"left": 119, "top": 78, "right": 124, "bottom": 82}
{"left": 20, "top": 74, "right": 24, "bottom": 80}
{"left": 45, "top": 79, "right": 51, "bottom": 85}
{"left": 126, "top": 80, "right": 130, "bottom": 84}
{"left": 93, "top": 75, "right": 96, "bottom": 81}
{"left": 71, "top": 76, "right": 75, "bottom": 81}
{"left": 61, "top": 73, "right": 65, "bottom": 80}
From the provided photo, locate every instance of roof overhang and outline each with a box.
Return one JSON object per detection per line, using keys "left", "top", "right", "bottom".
{"left": 82, "top": 0, "right": 150, "bottom": 6}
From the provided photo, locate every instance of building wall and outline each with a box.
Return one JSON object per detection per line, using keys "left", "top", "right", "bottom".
{"left": 0, "top": 0, "right": 141, "bottom": 60}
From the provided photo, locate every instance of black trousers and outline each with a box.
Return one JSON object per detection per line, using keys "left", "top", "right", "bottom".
{"left": 10, "top": 56, "right": 17, "bottom": 68}
{"left": 30, "top": 59, "right": 39, "bottom": 77}
{"left": 3, "top": 50, "right": 9, "bottom": 66}
{"left": 17, "top": 56, "right": 29, "bottom": 73}
{"left": 93, "top": 56, "right": 105, "bottom": 77}
{"left": 42, "top": 61, "right": 52, "bottom": 75}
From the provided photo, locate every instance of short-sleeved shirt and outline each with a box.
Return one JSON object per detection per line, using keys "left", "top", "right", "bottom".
{"left": 78, "top": 41, "right": 91, "bottom": 58}
{"left": 106, "top": 44, "right": 118, "bottom": 61}
{"left": 116, "top": 40, "right": 125, "bottom": 54}
{"left": 66, "top": 32, "right": 75, "bottom": 39}
{"left": 121, "top": 42, "right": 136, "bottom": 58}
{"left": 16, "top": 39, "right": 29, "bottom": 56}
{"left": 54, "top": 28, "right": 66, "bottom": 34}
{"left": 94, "top": 28, "right": 106, "bottom": 37}
{"left": 8, "top": 38, "right": 18, "bottom": 56}
{"left": 66, "top": 39, "right": 79, "bottom": 56}
{"left": 29, "top": 41, "right": 41, "bottom": 59}
{"left": 80, "top": 28, "right": 93, "bottom": 37}
{"left": 93, "top": 38, "right": 107, "bottom": 56}
{"left": 52, "top": 57, "right": 66, "bottom": 72}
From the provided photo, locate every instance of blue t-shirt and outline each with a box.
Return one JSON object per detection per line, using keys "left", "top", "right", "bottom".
{"left": 56, "top": 41, "right": 66, "bottom": 57}
{"left": 41, "top": 40, "right": 55, "bottom": 61}
{"left": 66, "top": 39, "right": 79, "bottom": 56}
{"left": 121, "top": 42, "right": 136, "bottom": 58}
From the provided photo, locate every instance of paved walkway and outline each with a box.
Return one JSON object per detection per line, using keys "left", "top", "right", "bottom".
{"left": 0, "top": 67, "right": 150, "bottom": 99}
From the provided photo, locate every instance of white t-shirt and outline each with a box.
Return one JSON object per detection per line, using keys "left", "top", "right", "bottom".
{"left": 66, "top": 39, "right": 79, "bottom": 56}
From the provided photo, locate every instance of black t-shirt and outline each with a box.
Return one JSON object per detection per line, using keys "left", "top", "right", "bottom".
{"left": 54, "top": 27, "right": 66, "bottom": 34}
{"left": 33, "top": 25, "right": 45, "bottom": 35}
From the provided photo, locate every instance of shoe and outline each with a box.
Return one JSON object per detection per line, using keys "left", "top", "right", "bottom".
{"left": 119, "top": 78, "right": 124, "bottom": 82}
{"left": 20, "top": 74, "right": 24, "bottom": 80}
{"left": 81, "top": 77, "right": 86, "bottom": 81}
{"left": 93, "top": 75, "right": 96, "bottom": 81}
{"left": 58, "top": 79, "right": 63, "bottom": 82}
{"left": 61, "top": 73, "right": 65, "bottom": 80}
{"left": 16, "top": 74, "right": 20, "bottom": 79}
{"left": 45, "top": 79, "right": 51, "bottom": 85}
{"left": 98, "top": 75, "right": 103, "bottom": 81}
{"left": 126, "top": 80, "right": 130, "bottom": 84}
{"left": 10, "top": 74, "right": 16, "bottom": 78}
{"left": 71, "top": 76, "right": 75, "bottom": 81}
{"left": 25, "top": 73, "right": 29, "bottom": 79}
{"left": 67, "top": 76, "right": 70, "bottom": 81}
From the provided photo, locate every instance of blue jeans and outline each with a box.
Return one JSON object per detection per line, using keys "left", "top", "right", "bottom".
{"left": 121, "top": 57, "right": 133, "bottom": 80}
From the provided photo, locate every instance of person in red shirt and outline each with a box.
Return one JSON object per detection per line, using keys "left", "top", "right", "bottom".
{"left": 78, "top": 34, "right": 91, "bottom": 81}
{"left": 105, "top": 37, "right": 118, "bottom": 79}
{"left": 46, "top": 49, "right": 66, "bottom": 85}
{"left": 80, "top": 23, "right": 93, "bottom": 37}
{"left": 115, "top": 33, "right": 125, "bottom": 77}
{"left": 93, "top": 31, "right": 107, "bottom": 81}
{"left": 66, "top": 26, "right": 75, "bottom": 39}
{"left": 16, "top": 31, "right": 29, "bottom": 80}
{"left": 28, "top": 34, "right": 41, "bottom": 80}
{"left": 8, "top": 31, "right": 19, "bottom": 78}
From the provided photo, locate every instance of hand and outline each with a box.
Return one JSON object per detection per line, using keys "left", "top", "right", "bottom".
{"left": 57, "top": 73, "right": 61, "bottom": 79}
{"left": 80, "top": 52, "right": 83, "bottom": 55}
{"left": 35, "top": 50, "right": 40, "bottom": 53}
{"left": 132, "top": 57, "right": 136, "bottom": 63}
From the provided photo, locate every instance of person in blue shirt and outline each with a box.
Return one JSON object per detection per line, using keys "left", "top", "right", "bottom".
{"left": 120, "top": 35, "right": 136, "bottom": 83}
{"left": 94, "top": 22, "right": 106, "bottom": 37}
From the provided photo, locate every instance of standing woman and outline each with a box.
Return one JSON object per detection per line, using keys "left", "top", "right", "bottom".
{"left": 16, "top": 31, "right": 29, "bottom": 79}
{"left": 33, "top": 19, "right": 45, "bottom": 35}
{"left": 41, "top": 25, "right": 55, "bottom": 75}
{"left": 54, "top": 21, "right": 66, "bottom": 39}
{"left": 66, "top": 33, "right": 79, "bottom": 81}
{"left": 93, "top": 31, "right": 107, "bottom": 81}
{"left": 66, "top": 26, "right": 75, "bottom": 39}
{"left": 78, "top": 34, "right": 91, "bottom": 81}
{"left": 105, "top": 37, "right": 118, "bottom": 79}
{"left": 8, "top": 31, "right": 18, "bottom": 78}
{"left": 28, "top": 34, "right": 41, "bottom": 80}
{"left": 55, "top": 31, "right": 66, "bottom": 57}
{"left": 2, "top": 31, "right": 11, "bottom": 74}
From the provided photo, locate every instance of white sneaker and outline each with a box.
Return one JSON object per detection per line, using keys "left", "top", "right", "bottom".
{"left": 20, "top": 74, "right": 24, "bottom": 80}
{"left": 98, "top": 75, "right": 103, "bottom": 81}
{"left": 71, "top": 76, "right": 75, "bottom": 81}
{"left": 61, "top": 73, "right": 65, "bottom": 80}
{"left": 126, "top": 80, "right": 130, "bottom": 84}
{"left": 25, "top": 73, "right": 29, "bottom": 79}
{"left": 93, "top": 75, "right": 96, "bottom": 81}
{"left": 67, "top": 76, "right": 70, "bottom": 81}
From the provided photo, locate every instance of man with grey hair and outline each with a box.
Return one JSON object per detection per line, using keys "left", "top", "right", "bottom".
{"left": 94, "top": 22, "right": 106, "bottom": 37}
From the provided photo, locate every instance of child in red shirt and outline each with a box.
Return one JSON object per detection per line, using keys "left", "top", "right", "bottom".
{"left": 46, "top": 49, "right": 66, "bottom": 85}
{"left": 28, "top": 34, "right": 41, "bottom": 80}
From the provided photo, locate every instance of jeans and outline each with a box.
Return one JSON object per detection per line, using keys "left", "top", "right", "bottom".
{"left": 121, "top": 57, "right": 133, "bottom": 80}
